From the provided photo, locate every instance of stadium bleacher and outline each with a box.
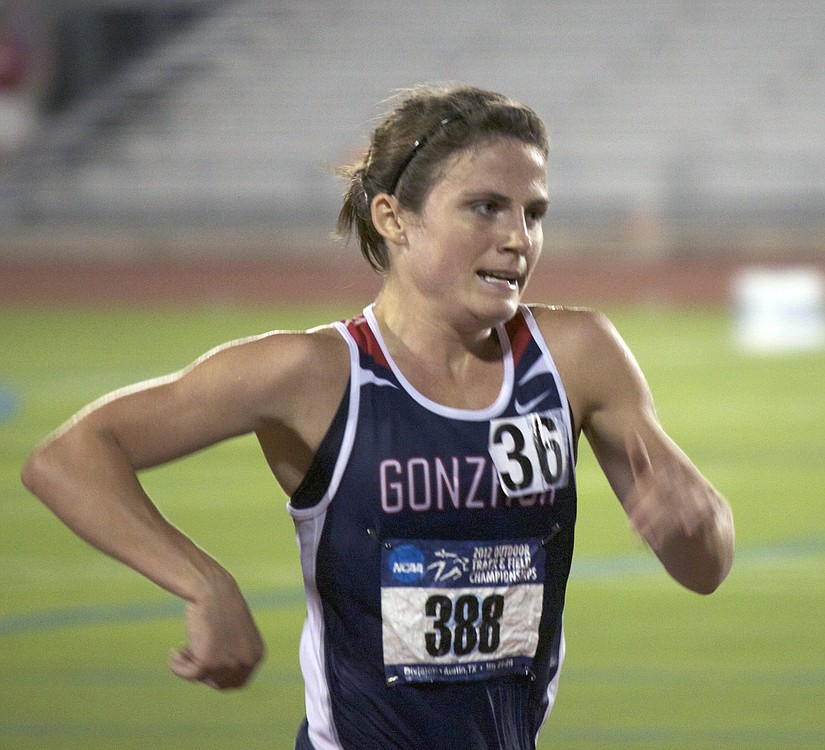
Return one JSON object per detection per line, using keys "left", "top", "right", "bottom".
{"left": 2, "top": 0, "right": 824, "bottom": 258}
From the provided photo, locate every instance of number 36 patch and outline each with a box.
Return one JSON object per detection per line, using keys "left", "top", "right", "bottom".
{"left": 488, "top": 408, "right": 570, "bottom": 498}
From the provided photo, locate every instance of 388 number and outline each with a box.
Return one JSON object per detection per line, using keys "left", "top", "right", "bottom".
{"left": 424, "top": 594, "right": 504, "bottom": 657}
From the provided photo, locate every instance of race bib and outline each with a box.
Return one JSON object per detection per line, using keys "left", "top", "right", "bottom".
{"left": 488, "top": 408, "right": 569, "bottom": 498}
{"left": 381, "top": 537, "right": 545, "bottom": 685}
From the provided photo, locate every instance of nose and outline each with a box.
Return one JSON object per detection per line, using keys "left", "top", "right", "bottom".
{"left": 502, "top": 209, "right": 534, "bottom": 254}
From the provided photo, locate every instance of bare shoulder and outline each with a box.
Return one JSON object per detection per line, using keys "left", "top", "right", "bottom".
{"left": 524, "top": 304, "right": 649, "bottom": 429}
{"left": 195, "top": 322, "right": 350, "bottom": 413}
{"left": 216, "top": 324, "right": 351, "bottom": 492}
{"left": 525, "top": 303, "right": 622, "bottom": 363}
{"left": 257, "top": 323, "right": 347, "bottom": 372}
{"left": 196, "top": 322, "right": 347, "bottom": 378}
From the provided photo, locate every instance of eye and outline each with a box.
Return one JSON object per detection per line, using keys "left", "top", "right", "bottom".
{"left": 473, "top": 200, "right": 500, "bottom": 217}
{"left": 526, "top": 204, "right": 548, "bottom": 225}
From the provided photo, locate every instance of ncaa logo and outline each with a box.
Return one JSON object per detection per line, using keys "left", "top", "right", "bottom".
{"left": 389, "top": 544, "right": 425, "bottom": 582}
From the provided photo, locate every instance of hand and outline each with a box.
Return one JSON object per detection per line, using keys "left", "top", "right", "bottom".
{"left": 168, "top": 571, "right": 265, "bottom": 690}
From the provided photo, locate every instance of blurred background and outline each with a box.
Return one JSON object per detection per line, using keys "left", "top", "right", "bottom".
{"left": 1, "top": 0, "right": 824, "bottom": 267}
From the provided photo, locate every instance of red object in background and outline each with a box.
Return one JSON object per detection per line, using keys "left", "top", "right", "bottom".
{"left": 0, "top": 30, "right": 25, "bottom": 92}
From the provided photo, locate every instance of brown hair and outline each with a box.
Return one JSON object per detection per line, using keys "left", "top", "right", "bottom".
{"left": 337, "top": 84, "right": 549, "bottom": 273}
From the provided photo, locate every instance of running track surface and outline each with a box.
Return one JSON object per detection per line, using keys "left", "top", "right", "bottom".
{"left": 2, "top": 256, "right": 810, "bottom": 307}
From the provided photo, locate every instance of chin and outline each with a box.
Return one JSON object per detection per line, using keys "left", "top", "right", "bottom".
{"left": 474, "top": 296, "right": 520, "bottom": 327}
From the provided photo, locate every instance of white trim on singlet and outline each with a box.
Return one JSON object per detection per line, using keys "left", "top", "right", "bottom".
{"left": 536, "top": 621, "right": 566, "bottom": 739}
{"left": 520, "top": 305, "right": 576, "bottom": 467}
{"left": 287, "top": 321, "right": 361, "bottom": 523}
{"left": 518, "top": 305, "right": 572, "bottom": 730}
{"left": 363, "top": 303, "right": 514, "bottom": 421}
{"left": 294, "top": 511, "right": 343, "bottom": 750}
{"left": 288, "top": 321, "right": 362, "bottom": 750}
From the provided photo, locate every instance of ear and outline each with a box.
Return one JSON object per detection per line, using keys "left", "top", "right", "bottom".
{"left": 371, "top": 193, "right": 409, "bottom": 246}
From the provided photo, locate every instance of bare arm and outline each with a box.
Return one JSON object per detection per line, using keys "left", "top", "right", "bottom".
{"left": 21, "top": 326, "right": 349, "bottom": 687}
{"left": 535, "top": 307, "right": 734, "bottom": 594}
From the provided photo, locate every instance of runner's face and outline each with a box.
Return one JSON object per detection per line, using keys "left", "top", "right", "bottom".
{"left": 400, "top": 138, "right": 549, "bottom": 329}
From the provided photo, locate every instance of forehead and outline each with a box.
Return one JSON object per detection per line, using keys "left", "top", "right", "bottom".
{"left": 434, "top": 138, "right": 548, "bottom": 196}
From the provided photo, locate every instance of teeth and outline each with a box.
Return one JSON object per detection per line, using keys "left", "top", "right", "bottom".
{"left": 480, "top": 272, "right": 518, "bottom": 290}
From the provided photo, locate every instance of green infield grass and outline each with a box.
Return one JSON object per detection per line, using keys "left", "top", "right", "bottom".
{"left": 1, "top": 302, "right": 823, "bottom": 749}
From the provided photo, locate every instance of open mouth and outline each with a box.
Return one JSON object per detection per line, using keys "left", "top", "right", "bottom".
{"left": 478, "top": 271, "right": 519, "bottom": 291}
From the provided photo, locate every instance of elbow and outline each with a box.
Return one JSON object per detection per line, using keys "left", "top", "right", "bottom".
{"left": 705, "top": 502, "right": 736, "bottom": 594}
{"left": 22, "top": 415, "right": 96, "bottom": 499}
{"left": 21, "top": 447, "right": 44, "bottom": 495}
{"left": 677, "top": 516, "right": 736, "bottom": 596}
{"left": 21, "top": 428, "right": 79, "bottom": 503}
{"left": 702, "top": 542, "right": 735, "bottom": 595}
{"left": 669, "top": 553, "right": 733, "bottom": 596}
{"left": 21, "top": 443, "right": 57, "bottom": 500}
{"left": 689, "top": 567, "right": 729, "bottom": 596}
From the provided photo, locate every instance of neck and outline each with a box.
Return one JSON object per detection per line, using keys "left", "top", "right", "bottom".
{"left": 372, "top": 285, "right": 501, "bottom": 369}
{"left": 371, "top": 296, "right": 506, "bottom": 410}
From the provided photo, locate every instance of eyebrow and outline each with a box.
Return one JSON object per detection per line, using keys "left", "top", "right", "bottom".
{"left": 464, "top": 190, "right": 550, "bottom": 210}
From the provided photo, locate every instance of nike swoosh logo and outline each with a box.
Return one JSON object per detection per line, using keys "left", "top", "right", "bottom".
{"left": 514, "top": 391, "right": 551, "bottom": 415}
{"left": 361, "top": 370, "right": 399, "bottom": 389}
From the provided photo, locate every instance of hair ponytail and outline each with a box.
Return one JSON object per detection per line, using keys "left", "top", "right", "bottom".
{"left": 337, "top": 162, "right": 389, "bottom": 273}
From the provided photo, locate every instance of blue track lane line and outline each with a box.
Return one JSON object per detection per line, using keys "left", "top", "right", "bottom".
{"left": 0, "top": 382, "right": 20, "bottom": 424}
{"left": 1, "top": 537, "right": 822, "bottom": 637}
{"left": 0, "top": 588, "right": 306, "bottom": 637}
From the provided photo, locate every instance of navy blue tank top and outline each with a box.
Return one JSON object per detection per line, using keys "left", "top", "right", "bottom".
{"left": 289, "top": 304, "right": 577, "bottom": 750}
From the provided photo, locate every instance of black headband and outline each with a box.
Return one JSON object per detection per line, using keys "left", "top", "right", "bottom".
{"left": 387, "top": 115, "right": 460, "bottom": 196}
